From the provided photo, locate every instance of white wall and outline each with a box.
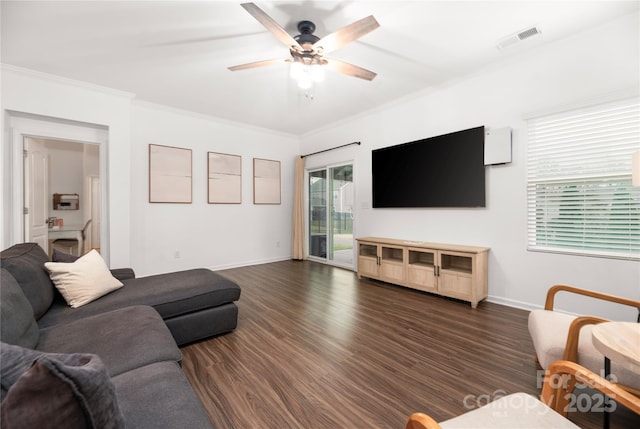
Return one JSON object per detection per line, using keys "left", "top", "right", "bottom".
{"left": 2, "top": 67, "right": 133, "bottom": 267}
{"left": 48, "top": 142, "right": 84, "bottom": 226}
{"left": 2, "top": 12, "right": 638, "bottom": 318}
{"left": 130, "top": 103, "right": 299, "bottom": 276}
{"left": 299, "top": 12, "right": 640, "bottom": 319}
{"left": 1, "top": 68, "right": 301, "bottom": 275}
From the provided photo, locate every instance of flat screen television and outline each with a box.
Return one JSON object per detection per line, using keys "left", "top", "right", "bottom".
{"left": 372, "top": 126, "right": 485, "bottom": 208}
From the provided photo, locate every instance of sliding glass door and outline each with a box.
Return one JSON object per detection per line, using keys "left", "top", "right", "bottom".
{"left": 308, "top": 164, "right": 354, "bottom": 269}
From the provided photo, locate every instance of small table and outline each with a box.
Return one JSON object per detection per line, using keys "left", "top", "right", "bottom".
{"left": 592, "top": 322, "right": 640, "bottom": 429}
{"left": 48, "top": 225, "right": 84, "bottom": 256}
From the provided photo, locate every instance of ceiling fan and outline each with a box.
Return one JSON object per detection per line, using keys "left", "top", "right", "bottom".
{"left": 228, "top": 2, "right": 380, "bottom": 86}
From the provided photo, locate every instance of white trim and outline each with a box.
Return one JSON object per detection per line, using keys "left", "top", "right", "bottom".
{"left": 486, "top": 295, "right": 540, "bottom": 312}
{"left": 5, "top": 111, "right": 111, "bottom": 263}
{"left": 522, "top": 87, "right": 639, "bottom": 120}
{"left": 1, "top": 64, "right": 135, "bottom": 100}
{"left": 486, "top": 295, "right": 582, "bottom": 317}
{"left": 132, "top": 99, "right": 299, "bottom": 140}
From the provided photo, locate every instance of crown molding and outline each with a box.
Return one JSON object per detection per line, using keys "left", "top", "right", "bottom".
{"left": 1, "top": 64, "right": 136, "bottom": 100}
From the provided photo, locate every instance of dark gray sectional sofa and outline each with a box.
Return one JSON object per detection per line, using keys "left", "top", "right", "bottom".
{"left": 1, "top": 242, "right": 242, "bottom": 429}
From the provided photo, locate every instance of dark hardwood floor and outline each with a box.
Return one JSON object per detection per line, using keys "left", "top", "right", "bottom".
{"left": 181, "top": 260, "right": 639, "bottom": 428}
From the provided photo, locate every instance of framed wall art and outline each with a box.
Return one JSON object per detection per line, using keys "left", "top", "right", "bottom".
{"left": 253, "top": 158, "right": 281, "bottom": 204}
{"left": 149, "top": 144, "right": 192, "bottom": 203}
{"left": 208, "top": 152, "right": 242, "bottom": 204}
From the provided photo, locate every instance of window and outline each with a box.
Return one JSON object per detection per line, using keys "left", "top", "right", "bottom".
{"left": 527, "top": 97, "right": 640, "bottom": 259}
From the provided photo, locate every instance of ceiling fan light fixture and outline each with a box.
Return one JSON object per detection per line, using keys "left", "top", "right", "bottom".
{"left": 230, "top": 4, "right": 378, "bottom": 85}
{"left": 290, "top": 59, "right": 324, "bottom": 88}
{"left": 311, "top": 63, "right": 325, "bottom": 82}
{"left": 297, "top": 71, "right": 313, "bottom": 89}
{"left": 290, "top": 61, "right": 303, "bottom": 79}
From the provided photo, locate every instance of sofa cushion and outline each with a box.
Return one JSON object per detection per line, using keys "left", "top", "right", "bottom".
{"left": 0, "top": 342, "right": 125, "bottom": 429}
{"left": 44, "top": 250, "right": 124, "bottom": 308}
{"left": 0, "top": 243, "right": 55, "bottom": 319}
{"left": 39, "top": 268, "right": 241, "bottom": 328}
{"left": 51, "top": 248, "right": 79, "bottom": 263}
{"left": 140, "top": 269, "right": 241, "bottom": 319}
{"left": 0, "top": 268, "right": 39, "bottom": 349}
{"left": 52, "top": 249, "right": 136, "bottom": 281}
{"left": 1, "top": 358, "right": 88, "bottom": 429}
{"left": 111, "top": 361, "right": 213, "bottom": 429}
{"left": 166, "top": 302, "right": 238, "bottom": 346}
{"left": 37, "top": 305, "right": 181, "bottom": 377}
{"left": 1, "top": 342, "right": 78, "bottom": 398}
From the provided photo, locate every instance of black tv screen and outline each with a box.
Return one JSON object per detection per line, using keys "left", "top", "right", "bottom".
{"left": 372, "top": 126, "right": 485, "bottom": 208}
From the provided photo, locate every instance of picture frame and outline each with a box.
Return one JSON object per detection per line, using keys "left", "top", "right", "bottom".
{"left": 253, "top": 158, "right": 281, "bottom": 205}
{"left": 149, "top": 144, "right": 192, "bottom": 203}
{"left": 208, "top": 152, "right": 242, "bottom": 204}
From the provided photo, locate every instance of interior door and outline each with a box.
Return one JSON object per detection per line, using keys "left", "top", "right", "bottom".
{"left": 24, "top": 138, "right": 49, "bottom": 252}
{"left": 90, "top": 176, "right": 101, "bottom": 251}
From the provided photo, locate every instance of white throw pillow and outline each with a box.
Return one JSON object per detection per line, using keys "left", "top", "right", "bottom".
{"left": 44, "top": 250, "right": 123, "bottom": 308}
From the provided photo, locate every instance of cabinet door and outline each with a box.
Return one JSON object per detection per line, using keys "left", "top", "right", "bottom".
{"left": 439, "top": 272, "right": 473, "bottom": 297}
{"left": 407, "top": 249, "right": 437, "bottom": 292}
{"left": 380, "top": 245, "right": 406, "bottom": 283}
{"left": 438, "top": 251, "right": 474, "bottom": 299}
{"left": 357, "top": 242, "right": 380, "bottom": 278}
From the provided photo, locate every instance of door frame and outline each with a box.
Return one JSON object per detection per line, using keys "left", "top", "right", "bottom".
{"left": 305, "top": 160, "right": 356, "bottom": 270}
{"left": 5, "top": 111, "right": 110, "bottom": 262}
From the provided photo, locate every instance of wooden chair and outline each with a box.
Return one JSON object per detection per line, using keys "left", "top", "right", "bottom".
{"left": 528, "top": 284, "right": 640, "bottom": 396}
{"left": 51, "top": 219, "right": 91, "bottom": 256}
{"left": 406, "top": 360, "right": 640, "bottom": 429}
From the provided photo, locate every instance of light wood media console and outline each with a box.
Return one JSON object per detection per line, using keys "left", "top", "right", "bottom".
{"left": 356, "top": 237, "right": 489, "bottom": 308}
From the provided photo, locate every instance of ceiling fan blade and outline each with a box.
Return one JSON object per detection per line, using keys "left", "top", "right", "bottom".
{"left": 314, "top": 15, "right": 380, "bottom": 54}
{"left": 324, "top": 57, "right": 377, "bottom": 81}
{"left": 241, "top": 3, "right": 303, "bottom": 51}
{"left": 228, "top": 58, "right": 289, "bottom": 71}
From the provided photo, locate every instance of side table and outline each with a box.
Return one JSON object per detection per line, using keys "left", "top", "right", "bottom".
{"left": 592, "top": 322, "right": 640, "bottom": 429}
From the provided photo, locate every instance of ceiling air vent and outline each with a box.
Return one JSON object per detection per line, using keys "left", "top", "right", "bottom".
{"left": 496, "top": 26, "right": 541, "bottom": 50}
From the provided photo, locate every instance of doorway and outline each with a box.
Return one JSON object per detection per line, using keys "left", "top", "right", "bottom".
{"left": 5, "top": 111, "right": 108, "bottom": 262}
{"left": 308, "top": 163, "right": 354, "bottom": 269}
{"left": 23, "top": 137, "right": 100, "bottom": 256}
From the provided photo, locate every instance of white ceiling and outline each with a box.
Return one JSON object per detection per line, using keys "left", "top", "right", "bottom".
{"left": 2, "top": 1, "right": 638, "bottom": 135}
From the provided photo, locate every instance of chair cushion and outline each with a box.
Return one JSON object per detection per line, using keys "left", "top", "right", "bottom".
{"left": 528, "top": 310, "right": 640, "bottom": 391}
{"left": 44, "top": 250, "right": 123, "bottom": 308}
{"left": 528, "top": 309, "right": 578, "bottom": 369}
{"left": 439, "top": 392, "right": 579, "bottom": 428}
{"left": 0, "top": 243, "right": 55, "bottom": 319}
{"left": 0, "top": 268, "right": 39, "bottom": 349}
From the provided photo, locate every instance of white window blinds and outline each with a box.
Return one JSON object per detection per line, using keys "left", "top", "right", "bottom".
{"left": 527, "top": 97, "right": 640, "bottom": 259}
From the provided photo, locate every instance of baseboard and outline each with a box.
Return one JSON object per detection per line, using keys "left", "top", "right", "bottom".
{"left": 207, "top": 256, "right": 291, "bottom": 272}
{"left": 485, "top": 295, "right": 542, "bottom": 312}
{"left": 486, "top": 295, "right": 584, "bottom": 317}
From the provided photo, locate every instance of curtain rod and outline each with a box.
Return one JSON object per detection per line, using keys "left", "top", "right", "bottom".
{"left": 301, "top": 141, "right": 361, "bottom": 159}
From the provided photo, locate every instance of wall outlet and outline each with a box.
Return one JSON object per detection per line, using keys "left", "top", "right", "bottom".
{"left": 276, "top": 241, "right": 280, "bottom": 248}
{"left": 174, "top": 250, "right": 181, "bottom": 259}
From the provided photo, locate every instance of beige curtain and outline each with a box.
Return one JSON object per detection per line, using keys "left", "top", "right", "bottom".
{"left": 292, "top": 155, "right": 306, "bottom": 260}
